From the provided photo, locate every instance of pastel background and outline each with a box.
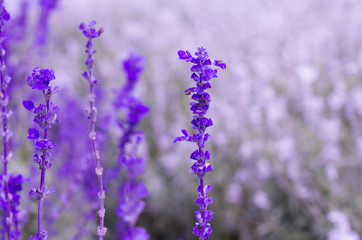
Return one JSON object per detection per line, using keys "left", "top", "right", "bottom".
{"left": 2, "top": 0, "right": 362, "bottom": 239}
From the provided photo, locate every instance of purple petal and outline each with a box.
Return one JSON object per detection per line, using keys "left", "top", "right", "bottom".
{"left": 27, "top": 128, "right": 39, "bottom": 139}
{"left": 23, "top": 100, "right": 35, "bottom": 111}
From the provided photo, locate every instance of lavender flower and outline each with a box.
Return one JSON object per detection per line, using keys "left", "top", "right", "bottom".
{"left": 23, "top": 67, "right": 59, "bottom": 240}
{"left": 0, "top": 3, "right": 15, "bottom": 240}
{"left": 114, "top": 53, "right": 149, "bottom": 240}
{"left": 175, "top": 46, "right": 226, "bottom": 240}
{"left": 78, "top": 20, "right": 107, "bottom": 239}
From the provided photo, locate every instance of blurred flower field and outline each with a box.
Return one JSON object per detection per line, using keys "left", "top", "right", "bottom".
{"left": 2, "top": 0, "right": 362, "bottom": 239}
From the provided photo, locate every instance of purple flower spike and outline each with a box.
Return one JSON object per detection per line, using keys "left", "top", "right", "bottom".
{"left": 123, "top": 53, "right": 145, "bottom": 83}
{"left": 24, "top": 67, "right": 59, "bottom": 240}
{"left": 175, "top": 46, "right": 226, "bottom": 239}
{"left": 113, "top": 53, "right": 149, "bottom": 239}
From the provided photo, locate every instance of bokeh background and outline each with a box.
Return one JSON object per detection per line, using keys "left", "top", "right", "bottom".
{"left": 3, "top": 0, "right": 362, "bottom": 239}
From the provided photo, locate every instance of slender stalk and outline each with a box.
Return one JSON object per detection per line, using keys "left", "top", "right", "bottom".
{"left": 78, "top": 21, "right": 106, "bottom": 239}
{"left": 37, "top": 92, "right": 48, "bottom": 237}
{"left": 88, "top": 69, "right": 106, "bottom": 239}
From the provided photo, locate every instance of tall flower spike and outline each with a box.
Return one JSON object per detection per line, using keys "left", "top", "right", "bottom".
{"left": 114, "top": 53, "right": 149, "bottom": 240}
{"left": 23, "top": 67, "right": 59, "bottom": 240}
{"left": 36, "top": 0, "right": 59, "bottom": 47}
{"left": 0, "top": 3, "right": 18, "bottom": 240}
{"left": 175, "top": 46, "right": 226, "bottom": 240}
{"left": 78, "top": 20, "right": 107, "bottom": 240}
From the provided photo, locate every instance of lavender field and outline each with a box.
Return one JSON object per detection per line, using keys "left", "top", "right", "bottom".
{"left": 1, "top": 0, "right": 362, "bottom": 239}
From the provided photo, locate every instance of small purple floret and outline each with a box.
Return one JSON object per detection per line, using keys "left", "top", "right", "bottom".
{"left": 27, "top": 67, "right": 55, "bottom": 90}
{"left": 27, "top": 128, "right": 39, "bottom": 139}
{"left": 78, "top": 20, "right": 104, "bottom": 39}
{"left": 23, "top": 100, "right": 35, "bottom": 111}
{"left": 123, "top": 53, "right": 145, "bottom": 82}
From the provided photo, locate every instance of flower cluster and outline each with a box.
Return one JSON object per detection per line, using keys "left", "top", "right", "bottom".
{"left": 26, "top": 68, "right": 56, "bottom": 90}
{"left": 114, "top": 53, "right": 149, "bottom": 240}
{"left": 175, "top": 46, "right": 225, "bottom": 239}
{"left": 23, "top": 67, "right": 58, "bottom": 240}
{"left": 79, "top": 20, "right": 107, "bottom": 239}
{"left": 79, "top": 20, "right": 104, "bottom": 39}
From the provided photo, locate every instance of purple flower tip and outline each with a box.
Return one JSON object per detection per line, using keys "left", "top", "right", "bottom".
{"left": 27, "top": 67, "right": 55, "bottom": 90}
{"left": 23, "top": 100, "right": 35, "bottom": 111}
{"left": 78, "top": 20, "right": 103, "bottom": 39}
{"left": 123, "top": 53, "right": 145, "bottom": 83}
{"left": 27, "top": 128, "right": 39, "bottom": 139}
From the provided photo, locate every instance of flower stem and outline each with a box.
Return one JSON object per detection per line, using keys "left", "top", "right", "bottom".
{"left": 87, "top": 39, "right": 106, "bottom": 240}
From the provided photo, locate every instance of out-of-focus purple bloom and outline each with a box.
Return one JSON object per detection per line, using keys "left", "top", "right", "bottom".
{"left": 0, "top": 174, "right": 25, "bottom": 240}
{"left": 36, "top": 0, "right": 59, "bottom": 46}
{"left": 29, "top": 231, "right": 47, "bottom": 240}
{"left": 113, "top": 53, "right": 149, "bottom": 239}
{"left": 6, "top": 0, "right": 28, "bottom": 41}
{"left": 0, "top": 7, "right": 9, "bottom": 26}
{"left": 126, "top": 97, "right": 149, "bottom": 126}
{"left": 123, "top": 53, "right": 144, "bottom": 83}
{"left": 327, "top": 210, "right": 360, "bottom": 240}
{"left": 122, "top": 227, "right": 149, "bottom": 240}
{"left": 0, "top": 3, "right": 15, "bottom": 240}
{"left": 175, "top": 46, "right": 225, "bottom": 239}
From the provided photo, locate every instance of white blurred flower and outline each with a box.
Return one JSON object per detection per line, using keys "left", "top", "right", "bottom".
{"left": 252, "top": 190, "right": 270, "bottom": 210}
{"left": 226, "top": 183, "right": 243, "bottom": 204}
{"left": 297, "top": 64, "right": 318, "bottom": 84}
{"left": 277, "top": 137, "right": 295, "bottom": 161}
{"left": 256, "top": 158, "right": 271, "bottom": 180}
{"left": 327, "top": 210, "right": 360, "bottom": 240}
